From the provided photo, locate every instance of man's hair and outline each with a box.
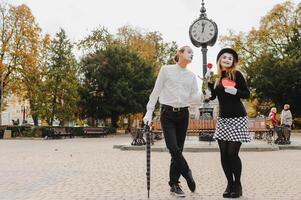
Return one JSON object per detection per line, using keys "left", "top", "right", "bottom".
{"left": 174, "top": 46, "right": 190, "bottom": 63}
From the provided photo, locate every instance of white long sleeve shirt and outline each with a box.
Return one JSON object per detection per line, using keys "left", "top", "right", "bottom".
{"left": 146, "top": 64, "right": 202, "bottom": 114}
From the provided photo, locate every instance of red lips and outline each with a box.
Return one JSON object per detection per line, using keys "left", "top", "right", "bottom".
{"left": 222, "top": 77, "right": 236, "bottom": 87}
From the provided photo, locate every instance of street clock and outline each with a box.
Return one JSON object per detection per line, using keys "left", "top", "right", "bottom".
{"left": 189, "top": 18, "right": 218, "bottom": 47}
{"left": 188, "top": 0, "right": 218, "bottom": 77}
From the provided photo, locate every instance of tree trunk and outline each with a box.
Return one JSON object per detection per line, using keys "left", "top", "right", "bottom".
{"left": 59, "top": 120, "right": 65, "bottom": 126}
{"left": 50, "top": 94, "right": 57, "bottom": 126}
{"left": 50, "top": 80, "right": 59, "bottom": 126}
{"left": 111, "top": 114, "right": 119, "bottom": 128}
{"left": 0, "top": 53, "right": 5, "bottom": 125}
{"left": 87, "top": 117, "right": 96, "bottom": 126}
{"left": 32, "top": 114, "right": 39, "bottom": 126}
{"left": 0, "top": 94, "right": 2, "bottom": 125}
{"left": 0, "top": 80, "right": 4, "bottom": 125}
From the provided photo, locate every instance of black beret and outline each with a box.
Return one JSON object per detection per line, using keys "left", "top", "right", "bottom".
{"left": 216, "top": 48, "right": 238, "bottom": 63}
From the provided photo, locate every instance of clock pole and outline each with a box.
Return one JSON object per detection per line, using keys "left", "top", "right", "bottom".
{"left": 201, "top": 45, "right": 207, "bottom": 77}
{"left": 189, "top": 0, "right": 218, "bottom": 141}
{"left": 200, "top": 0, "right": 208, "bottom": 77}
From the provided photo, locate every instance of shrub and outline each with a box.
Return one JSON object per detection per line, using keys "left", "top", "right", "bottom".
{"left": 293, "top": 118, "right": 301, "bottom": 129}
{"left": 6, "top": 125, "right": 114, "bottom": 137}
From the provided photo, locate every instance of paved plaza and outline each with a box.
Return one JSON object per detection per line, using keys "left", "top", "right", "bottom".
{"left": 1, "top": 134, "right": 301, "bottom": 200}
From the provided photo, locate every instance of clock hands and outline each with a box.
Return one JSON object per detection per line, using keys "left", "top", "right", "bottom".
{"left": 201, "top": 21, "right": 206, "bottom": 33}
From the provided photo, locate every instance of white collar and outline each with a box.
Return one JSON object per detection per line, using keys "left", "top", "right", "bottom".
{"left": 175, "top": 63, "right": 187, "bottom": 70}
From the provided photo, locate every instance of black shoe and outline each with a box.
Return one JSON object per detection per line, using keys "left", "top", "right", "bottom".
{"left": 230, "top": 182, "right": 242, "bottom": 198}
{"left": 170, "top": 184, "right": 186, "bottom": 197}
{"left": 222, "top": 183, "right": 232, "bottom": 198}
{"left": 185, "top": 169, "right": 196, "bottom": 192}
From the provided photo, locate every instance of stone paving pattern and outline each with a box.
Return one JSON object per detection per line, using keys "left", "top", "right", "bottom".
{"left": 0, "top": 134, "right": 301, "bottom": 200}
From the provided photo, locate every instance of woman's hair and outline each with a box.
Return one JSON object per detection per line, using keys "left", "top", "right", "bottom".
{"left": 271, "top": 107, "right": 277, "bottom": 113}
{"left": 214, "top": 54, "right": 238, "bottom": 87}
{"left": 173, "top": 46, "right": 190, "bottom": 63}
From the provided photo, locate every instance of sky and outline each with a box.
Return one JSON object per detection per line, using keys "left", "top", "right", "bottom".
{"left": 7, "top": 0, "right": 299, "bottom": 79}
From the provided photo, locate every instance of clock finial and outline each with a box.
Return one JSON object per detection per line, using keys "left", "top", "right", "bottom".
{"left": 200, "top": 0, "right": 207, "bottom": 18}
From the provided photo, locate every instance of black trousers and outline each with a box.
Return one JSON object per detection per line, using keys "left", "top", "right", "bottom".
{"left": 160, "top": 105, "right": 190, "bottom": 186}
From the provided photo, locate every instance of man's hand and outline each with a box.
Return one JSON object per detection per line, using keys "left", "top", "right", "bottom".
{"left": 204, "top": 70, "right": 211, "bottom": 79}
{"left": 143, "top": 111, "right": 153, "bottom": 125}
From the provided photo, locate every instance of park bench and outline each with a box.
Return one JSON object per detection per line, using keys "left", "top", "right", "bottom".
{"left": 248, "top": 118, "right": 272, "bottom": 140}
{"left": 83, "top": 127, "right": 108, "bottom": 137}
{"left": 187, "top": 119, "right": 216, "bottom": 135}
{"left": 152, "top": 118, "right": 273, "bottom": 141}
{"left": 153, "top": 119, "right": 216, "bottom": 139}
{"left": 45, "top": 127, "right": 74, "bottom": 139}
{"left": 0, "top": 125, "right": 8, "bottom": 139}
{"left": 187, "top": 119, "right": 216, "bottom": 141}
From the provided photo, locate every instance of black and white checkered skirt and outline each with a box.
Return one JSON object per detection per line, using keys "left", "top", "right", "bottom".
{"left": 213, "top": 116, "right": 251, "bottom": 142}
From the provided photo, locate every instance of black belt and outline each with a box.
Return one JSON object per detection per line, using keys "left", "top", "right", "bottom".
{"left": 161, "top": 104, "right": 188, "bottom": 112}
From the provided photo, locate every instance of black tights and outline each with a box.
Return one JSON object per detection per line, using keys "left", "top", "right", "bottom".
{"left": 218, "top": 140, "right": 242, "bottom": 185}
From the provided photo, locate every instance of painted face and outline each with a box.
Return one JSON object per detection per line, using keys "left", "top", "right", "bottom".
{"left": 183, "top": 47, "right": 194, "bottom": 62}
{"left": 220, "top": 53, "right": 234, "bottom": 68}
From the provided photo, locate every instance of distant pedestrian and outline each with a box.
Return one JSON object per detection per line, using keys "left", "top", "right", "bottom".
{"left": 280, "top": 104, "right": 292, "bottom": 128}
{"left": 280, "top": 104, "right": 292, "bottom": 142}
{"left": 268, "top": 107, "right": 278, "bottom": 128}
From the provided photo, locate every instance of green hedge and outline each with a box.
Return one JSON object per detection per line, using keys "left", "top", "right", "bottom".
{"left": 6, "top": 125, "right": 116, "bottom": 138}
{"left": 293, "top": 118, "right": 301, "bottom": 129}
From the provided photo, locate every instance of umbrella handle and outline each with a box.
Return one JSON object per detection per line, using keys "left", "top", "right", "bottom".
{"left": 144, "top": 124, "right": 151, "bottom": 132}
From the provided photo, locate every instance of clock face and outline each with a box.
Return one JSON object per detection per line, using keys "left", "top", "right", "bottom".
{"left": 190, "top": 19, "right": 216, "bottom": 44}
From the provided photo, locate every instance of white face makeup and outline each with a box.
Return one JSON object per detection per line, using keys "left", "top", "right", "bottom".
{"left": 183, "top": 47, "right": 194, "bottom": 62}
{"left": 220, "top": 53, "right": 234, "bottom": 68}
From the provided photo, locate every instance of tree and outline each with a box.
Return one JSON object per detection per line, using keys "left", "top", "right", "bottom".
{"left": 116, "top": 26, "right": 178, "bottom": 70}
{"left": 220, "top": 1, "right": 301, "bottom": 116}
{"left": 22, "top": 34, "right": 51, "bottom": 125}
{"left": 78, "top": 25, "right": 177, "bottom": 72}
{"left": 77, "top": 26, "right": 114, "bottom": 54}
{"left": 80, "top": 46, "right": 156, "bottom": 127}
{"left": 78, "top": 25, "right": 177, "bottom": 127}
{"left": 46, "top": 29, "right": 80, "bottom": 125}
{"left": 0, "top": 3, "right": 51, "bottom": 125}
{"left": 13, "top": 5, "right": 50, "bottom": 126}
{"left": 0, "top": 3, "right": 33, "bottom": 124}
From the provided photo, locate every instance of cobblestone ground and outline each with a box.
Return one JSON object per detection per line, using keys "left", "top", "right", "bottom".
{"left": 0, "top": 135, "right": 301, "bottom": 200}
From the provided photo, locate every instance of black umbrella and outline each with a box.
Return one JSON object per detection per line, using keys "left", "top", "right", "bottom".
{"left": 144, "top": 124, "right": 151, "bottom": 198}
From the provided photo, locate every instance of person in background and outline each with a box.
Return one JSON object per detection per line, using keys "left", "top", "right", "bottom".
{"left": 268, "top": 107, "right": 278, "bottom": 128}
{"left": 280, "top": 104, "right": 293, "bottom": 143}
